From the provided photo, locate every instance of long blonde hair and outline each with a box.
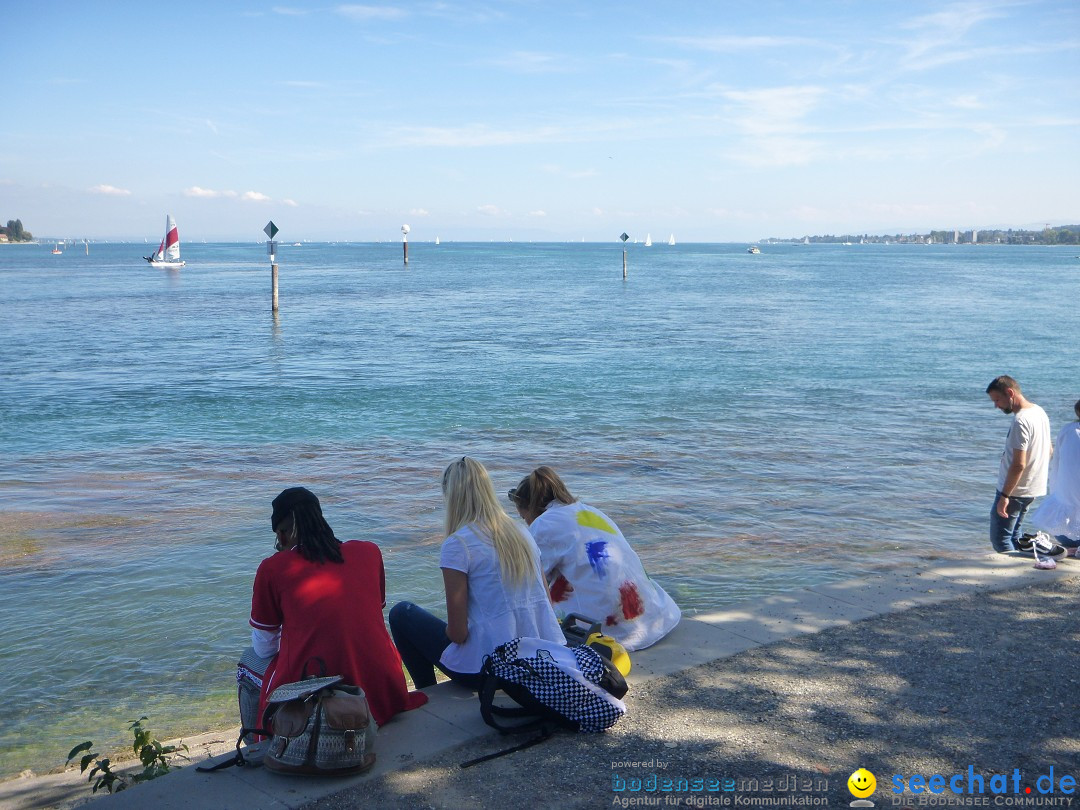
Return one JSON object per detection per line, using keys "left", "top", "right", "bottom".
{"left": 442, "top": 457, "right": 538, "bottom": 587}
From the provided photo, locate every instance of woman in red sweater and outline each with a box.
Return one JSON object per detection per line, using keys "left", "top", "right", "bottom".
{"left": 249, "top": 487, "right": 427, "bottom": 727}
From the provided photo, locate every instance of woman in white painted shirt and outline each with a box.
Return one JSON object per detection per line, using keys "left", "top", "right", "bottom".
{"left": 389, "top": 457, "right": 563, "bottom": 689}
{"left": 509, "top": 466, "right": 680, "bottom": 652}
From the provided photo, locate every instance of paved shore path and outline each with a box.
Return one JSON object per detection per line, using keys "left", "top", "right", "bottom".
{"left": 5, "top": 554, "right": 1078, "bottom": 809}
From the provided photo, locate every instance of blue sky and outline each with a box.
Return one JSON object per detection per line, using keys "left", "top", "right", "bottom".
{"left": 3, "top": 1, "right": 1078, "bottom": 241}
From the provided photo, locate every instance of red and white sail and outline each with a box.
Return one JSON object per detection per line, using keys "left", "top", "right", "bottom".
{"left": 159, "top": 215, "right": 181, "bottom": 262}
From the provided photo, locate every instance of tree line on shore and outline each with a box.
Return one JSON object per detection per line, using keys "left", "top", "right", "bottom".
{"left": 771, "top": 225, "right": 1080, "bottom": 245}
{"left": 1, "top": 219, "right": 33, "bottom": 242}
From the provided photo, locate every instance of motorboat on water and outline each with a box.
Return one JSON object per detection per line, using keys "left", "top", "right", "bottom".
{"left": 747, "top": 245, "right": 761, "bottom": 254}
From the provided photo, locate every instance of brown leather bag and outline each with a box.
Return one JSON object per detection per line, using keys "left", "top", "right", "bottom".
{"left": 263, "top": 676, "right": 376, "bottom": 776}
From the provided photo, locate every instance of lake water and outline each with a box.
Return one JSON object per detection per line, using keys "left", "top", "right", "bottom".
{"left": 1, "top": 240, "right": 1077, "bottom": 779}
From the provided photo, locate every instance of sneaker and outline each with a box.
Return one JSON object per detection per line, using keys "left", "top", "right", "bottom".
{"left": 1016, "top": 533, "right": 1037, "bottom": 552}
{"left": 1033, "top": 534, "right": 1068, "bottom": 560}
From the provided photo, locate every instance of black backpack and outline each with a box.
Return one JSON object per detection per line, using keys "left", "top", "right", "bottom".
{"left": 462, "top": 638, "right": 627, "bottom": 768}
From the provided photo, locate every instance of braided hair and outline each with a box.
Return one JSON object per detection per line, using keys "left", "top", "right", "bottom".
{"left": 271, "top": 487, "right": 344, "bottom": 564}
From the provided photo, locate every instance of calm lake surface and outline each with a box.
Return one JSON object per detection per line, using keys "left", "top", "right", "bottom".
{"left": 1, "top": 240, "right": 1077, "bottom": 778}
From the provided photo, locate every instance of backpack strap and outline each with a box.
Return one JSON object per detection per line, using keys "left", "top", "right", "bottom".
{"left": 196, "top": 728, "right": 268, "bottom": 772}
{"left": 479, "top": 676, "right": 551, "bottom": 735}
{"left": 459, "top": 726, "right": 553, "bottom": 769}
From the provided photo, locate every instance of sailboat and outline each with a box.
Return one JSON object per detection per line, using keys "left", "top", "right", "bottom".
{"left": 644, "top": 233, "right": 652, "bottom": 247}
{"left": 667, "top": 234, "right": 675, "bottom": 246}
{"left": 52, "top": 242, "right": 63, "bottom": 255}
{"left": 144, "top": 214, "right": 185, "bottom": 268}
{"left": 435, "top": 236, "right": 440, "bottom": 245}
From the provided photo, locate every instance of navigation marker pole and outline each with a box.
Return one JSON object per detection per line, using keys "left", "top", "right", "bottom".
{"left": 265, "top": 221, "right": 280, "bottom": 312}
{"left": 620, "top": 232, "right": 629, "bottom": 280}
{"left": 401, "top": 224, "right": 410, "bottom": 266}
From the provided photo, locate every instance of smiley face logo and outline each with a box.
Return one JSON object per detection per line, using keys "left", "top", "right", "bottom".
{"left": 848, "top": 768, "right": 876, "bottom": 798}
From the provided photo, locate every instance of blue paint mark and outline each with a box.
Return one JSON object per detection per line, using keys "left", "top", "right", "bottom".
{"left": 585, "top": 540, "right": 609, "bottom": 578}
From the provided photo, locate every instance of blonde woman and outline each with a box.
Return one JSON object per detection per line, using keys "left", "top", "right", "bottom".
{"left": 389, "top": 457, "right": 564, "bottom": 689}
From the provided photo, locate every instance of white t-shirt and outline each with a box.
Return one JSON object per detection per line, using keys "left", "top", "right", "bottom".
{"left": 997, "top": 403, "right": 1051, "bottom": 497}
{"left": 528, "top": 500, "right": 681, "bottom": 652}
{"left": 438, "top": 523, "right": 564, "bottom": 674}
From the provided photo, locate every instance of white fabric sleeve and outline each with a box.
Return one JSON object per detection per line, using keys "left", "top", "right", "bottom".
{"left": 439, "top": 534, "right": 469, "bottom": 573}
{"left": 251, "top": 627, "right": 280, "bottom": 658}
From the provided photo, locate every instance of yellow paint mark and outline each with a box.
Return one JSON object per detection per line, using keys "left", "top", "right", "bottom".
{"left": 576, "top": 510, "right": 616, "bottom": 534}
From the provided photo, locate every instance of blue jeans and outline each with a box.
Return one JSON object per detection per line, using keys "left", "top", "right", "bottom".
{"left": 989, "top": 491, "right": 1034, "bottom": 553}
{"left": 388, "top": 601, "right": 483, "bottom": 690}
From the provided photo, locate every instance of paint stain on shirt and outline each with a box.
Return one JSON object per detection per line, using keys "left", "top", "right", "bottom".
{"left": 577, "top": 510, "right": 617, "bottom": 534}
{"left": 619, "top": 581, "right": 645, "bottom": 620}
{"left": 549, "top": 574, "right": 574, "bottom": 603}
{"left": 585, "top": 540, "right": 610, "bottom": 578}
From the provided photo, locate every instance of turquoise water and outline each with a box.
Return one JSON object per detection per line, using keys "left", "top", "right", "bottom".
{"left": 1, "top": 241, "right": 1078, "bottom": 778}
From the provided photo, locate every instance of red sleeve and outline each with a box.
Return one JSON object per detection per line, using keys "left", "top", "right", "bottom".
{"left": 249, "top": 557, "right": 283, "bottom": 631}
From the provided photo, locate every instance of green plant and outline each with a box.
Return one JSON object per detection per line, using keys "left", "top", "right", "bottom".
{"left": 66, "top": 716, "right": 188, "bottom": 794}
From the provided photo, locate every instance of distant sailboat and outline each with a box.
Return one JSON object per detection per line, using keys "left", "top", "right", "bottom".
{"left": 667, "top": 234, "right": 675, "bottom": 246}
{"left": 52, "top": 243, "right": 62, "bottom": 255}
{"left": 644, "top": 233, "right": 652, "bottom": 247}
{"left": 144, "top": 214, "right": 185, "bottom": 268}
{"left": 435, "top": 236, "right": 440, "bottom": 245}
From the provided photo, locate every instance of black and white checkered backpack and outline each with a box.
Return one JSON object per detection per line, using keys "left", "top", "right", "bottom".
{"left": 477, "top": 637, "right": 627, "bottom": 737}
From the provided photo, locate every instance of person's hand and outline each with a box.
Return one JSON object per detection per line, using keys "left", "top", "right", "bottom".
{"left": 996, "top": 495, "right": 1011, "bottom": 519}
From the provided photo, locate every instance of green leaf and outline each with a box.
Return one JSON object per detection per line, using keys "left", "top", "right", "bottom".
{"left": 79, "top": 753, "right": 95, "bottom": 772}
{"left": 66, "top": 741, "right": 93, "bottom": 761}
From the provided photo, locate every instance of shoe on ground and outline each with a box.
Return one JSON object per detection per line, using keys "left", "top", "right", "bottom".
{"left": 1033, "top": 534, "right": 1067, "bottom": 560}
{"left": 1016, "top": 533, "right": 1037, "bottom": 552}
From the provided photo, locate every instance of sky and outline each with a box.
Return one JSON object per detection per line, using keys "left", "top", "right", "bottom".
{"left": 2, "top": 1, "right": 1078, "bottom": 242}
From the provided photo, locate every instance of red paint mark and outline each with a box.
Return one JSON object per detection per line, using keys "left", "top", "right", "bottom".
{"left": 1026, "top": 788, "right": 1032, "bottom": 794}
{"left": 619, "top": 582, "right": 644, "bottom": 620}
{"left": 549, "top": 575, "right": 574, "bottom": 603}
{"left": 605, "top": 614, "right": 618, "bottom": 626}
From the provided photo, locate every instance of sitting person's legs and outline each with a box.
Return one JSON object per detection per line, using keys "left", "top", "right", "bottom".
{"left": 389, "top": 602, "right": 483, "bottom": 690}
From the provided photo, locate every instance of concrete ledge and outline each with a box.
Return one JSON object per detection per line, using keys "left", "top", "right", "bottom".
{"left": 7, "top": 553, "right": 1077, "bottom": 810}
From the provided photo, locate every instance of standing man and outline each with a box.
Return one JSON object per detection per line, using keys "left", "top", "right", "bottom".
{"left": 986, "top": 375, "right": 1052, "bottom": 552}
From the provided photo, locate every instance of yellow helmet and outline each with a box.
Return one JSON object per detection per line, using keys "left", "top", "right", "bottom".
{"left": 586, "top": 632, "right": 631, "bottom": 676}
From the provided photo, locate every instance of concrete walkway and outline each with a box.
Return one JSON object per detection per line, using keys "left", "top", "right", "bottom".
{"left": 4, "top": 552, "right": 1077, "bottom": 810}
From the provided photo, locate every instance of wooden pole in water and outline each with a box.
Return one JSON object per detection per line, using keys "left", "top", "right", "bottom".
{"left": 402, "top": 224, "right": 410, "bottom": 266}
{"left": 272, "top": 262, "right": 279, "bottom": 312}
{"left": 619, "top": 232, "right": 629, "bottom": 279}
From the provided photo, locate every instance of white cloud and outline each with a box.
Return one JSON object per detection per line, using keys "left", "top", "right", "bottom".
{"left": 541, "top": 164, "right": 599, "bottom": 179}
{"left": 393, "top": 124, "right": 572, "bottom": 147}
{"left": 283, "top": 80, "right": 323, "bottom": 88}
{"left": 273, "top": 6, "right": 309, "bottom": 15}
{"left": 89, "top": 184, "right": 131, "bottom": 196}
{"left": 488, "top": 51, "right": 573, "bottom": 74}
{"left": 659, "top": 35, "right": 824, "bottom": 53}
{"left": 409, "top": 208, "right": 430, "bottom": 216}
{"left": 184, "top": 186, "right": 233, "bottom": 198}
{"left": 528, "top": 210, "right": 546, "bottom": 217}
{"left": 206, "top": 119, "right": 218, "bottom": 134}
{"left": 477, "top": 204, "right": 502, "bottom": 216}
{"left": 950, "top": 94, "right": 984, "bottom": 110}
{"left": 283, "top": 199, "right": 299, "bottom": 207}
{"left": 721, "top": 86, "right": 826, "bottom": 136}
{"left": 336, "top": 5, "right": 407, "bottom": 22}
{"left": 185, "top": 187, "right": 275, "bottom": 202}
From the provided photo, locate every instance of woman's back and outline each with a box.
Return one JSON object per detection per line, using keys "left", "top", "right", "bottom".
{"left": 252, "top": 540, "right": 426, "bottom": 725}
{"left": 438, "top": 523, "right": 563, "bottom": 673}
{"left": 529, "top": 500, "right": 681, "bottom": 651}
